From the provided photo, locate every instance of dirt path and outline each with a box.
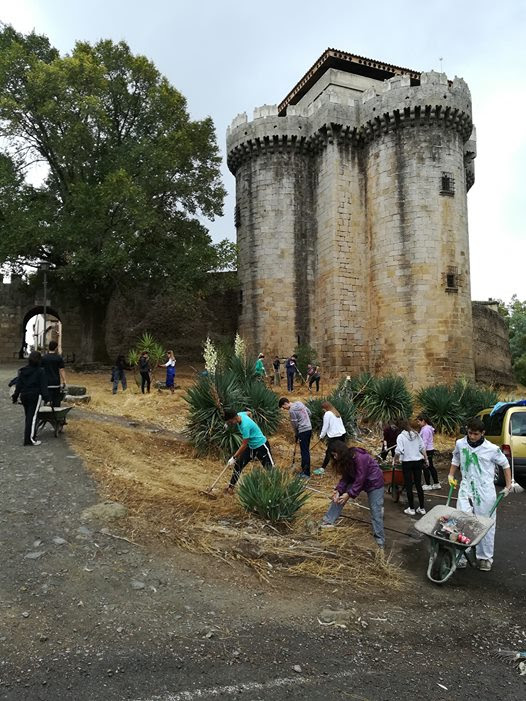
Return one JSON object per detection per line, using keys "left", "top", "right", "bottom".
{"left": 1, "top": 364, "right": 525, "bottom": 701}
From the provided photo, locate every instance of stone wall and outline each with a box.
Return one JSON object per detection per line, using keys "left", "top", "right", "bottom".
{"left": 472, "top": 302, "right": 514, "bottom": 386}
{"left": 227, "top": 68, "right": 476, "bottom": 387}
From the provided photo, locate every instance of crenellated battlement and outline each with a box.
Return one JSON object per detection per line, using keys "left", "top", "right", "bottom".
{"left": 227, "top": 69, "right": 473, "bottom": 173}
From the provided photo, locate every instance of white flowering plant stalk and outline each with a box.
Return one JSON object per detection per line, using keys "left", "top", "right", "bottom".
{"left": 234, "top": 332, "right": 246, "bottom": 361}
{"left": 203, "top": 336, "right": 218, "bottom": 375}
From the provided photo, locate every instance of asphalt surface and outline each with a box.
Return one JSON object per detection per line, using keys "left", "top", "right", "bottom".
{"left": 0, "top": 364, "right": 525, "bottom": 701}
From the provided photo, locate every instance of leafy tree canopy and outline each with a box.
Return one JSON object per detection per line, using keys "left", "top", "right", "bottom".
{"left": 0, "top": 25, "right": 227, "bottom": 302}
{"left": 498, "top": 295, "right": 526, "bottom": 384}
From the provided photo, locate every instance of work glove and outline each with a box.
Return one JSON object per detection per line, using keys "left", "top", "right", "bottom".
{"left": 448, "top": 475, "right": 458, "bottom": 488}
{"left": 227, "top": 457, "right": 237, "bottom": 468}
{"left": 501, "top": 484, "right": 513, "bottom": 497}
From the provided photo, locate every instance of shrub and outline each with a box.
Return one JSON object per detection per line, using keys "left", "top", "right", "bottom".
{"left": 417, "top": 385, "right": 463, "bottom": 434}
{"left": 452, "top": 378, "right": 498, "bottom": 421}
{"left": 237, "top": 467, "right": 310, "bottom": 523}
{"left": 360, "top": 375, "right": 413, "bottom": 424}
{"left": 185, "top": 373, "right": 245, "bottom": 456}
{"left": 185, "top": 366, "right": 280, "bottom": 457}
{"left": 347, "top": 372, "right": 374, "bottom": 408}
{"left": 307, "top": 395, "right": 357, "bottom": 437}
{"left": 228, "top": 354, "right": 258, "bottom": 387}
{"left": 127, "top": 332, "right": 165, "bottom": 384}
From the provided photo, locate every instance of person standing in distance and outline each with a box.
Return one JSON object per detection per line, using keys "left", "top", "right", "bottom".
{"left": 139, "top": 351, "right": 151, "bottom": 394}
{"left": 285, "top": 354, "right": 298, "bottom": 392}
{"left": 41, "top": 340, "right": 66, "bottom": 407}
{"left": 223, "top": 408, "right": 274, "bottom": 493}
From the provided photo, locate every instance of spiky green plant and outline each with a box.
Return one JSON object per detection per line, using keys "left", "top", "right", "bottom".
{"left": 203, "top": 337, "right": 218, "bottom": 375}
{"left": 417, "top": 385, "right": 464, "bottom": 434}
{"left": 228, "top": 354, "right": 258, "bottom": 386}
{"left": 234, "top": 332, "right": 246, "bottom": 361}
{"left": 452, "top": 378, "right": 498, "bottom": 422}
{"left": 243, "top": 379, "right": 281, "bottom": 437}
{"left": 306, "top": 395, "right": 357, "bottom": 437}
{"left": 185, "top": 367, "right": 280, "bottom": 456}
{"left": 237, "top": 467, "right": 310, "bottom": 523}
{"left": 185, "top": 373, "right": 245, "bottom": 456}
{"left": 348, "top": 372, "right": 374, "bottom": 408}
{"left": 127, "top": 332, "right": 165, "bottom": 384}
{"left": 360, "top": 375, "right": 413, "bottom": 424}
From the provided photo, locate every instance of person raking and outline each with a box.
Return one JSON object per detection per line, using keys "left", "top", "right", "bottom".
{"left": 279, "top": 397, "right": 312, "bottom": 478}
{"left": 223, "top": 408, "right": 274, "bottom": 493}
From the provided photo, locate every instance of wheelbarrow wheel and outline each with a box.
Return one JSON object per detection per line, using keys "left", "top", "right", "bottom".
{"left": 429, "top": 546, "right": 454, "bottom": 584}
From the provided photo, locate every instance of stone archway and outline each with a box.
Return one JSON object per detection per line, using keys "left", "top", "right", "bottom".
{"left": 21, "top": 305, "right": 62, "bottom": 358}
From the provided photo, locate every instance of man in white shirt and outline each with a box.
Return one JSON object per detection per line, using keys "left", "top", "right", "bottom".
{"left": 449, "top": 416, "right": 511, "bottom": 571}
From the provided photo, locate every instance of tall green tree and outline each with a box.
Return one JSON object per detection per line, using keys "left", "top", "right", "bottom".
{"left": 0, "top": 26, "right": 226, "bottom": 360}
{"left": 498, "top": 295, "right": 526, "bottom": 385}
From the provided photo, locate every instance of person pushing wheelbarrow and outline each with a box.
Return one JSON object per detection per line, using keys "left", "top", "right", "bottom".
{"left": 448, "top": 416, "right": 512, "bottom": 572}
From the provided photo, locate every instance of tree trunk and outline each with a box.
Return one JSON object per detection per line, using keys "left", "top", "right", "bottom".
{"left": 78, "top": 300, "right": 109, "bottom": 363}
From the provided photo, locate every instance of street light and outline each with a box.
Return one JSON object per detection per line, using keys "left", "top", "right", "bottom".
{"left": 39, "top": 261, "right": 50, "bottom": 350}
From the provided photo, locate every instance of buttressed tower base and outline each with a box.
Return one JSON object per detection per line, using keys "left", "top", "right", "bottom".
{"left": 227, "top": 49, "right": 477, "bottom": 386}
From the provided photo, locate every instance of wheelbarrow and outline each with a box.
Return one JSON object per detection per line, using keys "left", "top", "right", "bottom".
{"left": 414, "top": 486, "right": 504, "bottom": 585}
{"left": 36, "top": 405, "right": 72, "bottom": 438}
{"left": 381, "top": 463, "right": 404, "bottom": 503}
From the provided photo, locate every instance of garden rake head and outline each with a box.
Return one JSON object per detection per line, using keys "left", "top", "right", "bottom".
{"left": 199, "top": 462, "right": 231, "bottom": 500}
{"left": 496, "top": 650, "right": 526, "bottom": 665}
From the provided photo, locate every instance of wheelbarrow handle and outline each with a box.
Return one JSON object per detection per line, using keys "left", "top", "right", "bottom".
{"left": 489, "top": 491, "right": 505, "bottom": 517}
{"left": 446, "top": 483, "right": 455, "bottom": 507}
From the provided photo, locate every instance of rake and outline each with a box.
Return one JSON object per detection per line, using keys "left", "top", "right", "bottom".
{"left": 199, "top": 462, "right": 231, "bottom": 500}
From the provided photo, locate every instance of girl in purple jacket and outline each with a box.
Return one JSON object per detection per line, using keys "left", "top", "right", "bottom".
{"left": 321, "top": 441, "right": 385, "bottom": 548}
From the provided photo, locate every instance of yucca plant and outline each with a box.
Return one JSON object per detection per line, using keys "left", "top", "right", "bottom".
{"left": 360, "top": 375, "right": 413, "bottom": 424}
{"left": 127, "top": 332, "right": 165, "bottom": 384}
{"left": 243, "top": 379, "right": 281, "bottom": 437}
{"left": 185, "top": 373, "right": 245, "bottom": 456}
{"left": 452, "top": 378, "right": 498, "bottom": 422}
{"left": 237, "top": 467, "right": 310, "bottom": 523}
{"left": 348, "top": 372, "right": 374, "bottom": 408}
{"left": 228, "top": 354, "right": 258, "bottom": 387}
{"left": 306, "top": 395, "right": 357, "bottom": 436}
{"left": 417, "top": 385, "right": 464, "bottom": 434}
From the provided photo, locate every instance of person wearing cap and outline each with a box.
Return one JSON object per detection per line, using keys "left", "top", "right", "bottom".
{"left": 223, "top": 408, "right": 274, "bottom": 493}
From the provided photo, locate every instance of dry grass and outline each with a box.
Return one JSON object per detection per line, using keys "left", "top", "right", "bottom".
{"left": 66, "top": 406, "right": 405, "bottom": 590}
{"left": 68, "top": 367, "right": 492, "bottom": 589}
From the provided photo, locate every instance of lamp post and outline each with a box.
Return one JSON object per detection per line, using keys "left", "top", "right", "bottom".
{"left": 40, "top": 261, "right": 49, "bottom": 350}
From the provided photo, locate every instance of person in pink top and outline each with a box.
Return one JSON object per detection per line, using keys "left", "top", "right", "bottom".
{"left": 416, "top": 414, "right": 440, "bottom": 490}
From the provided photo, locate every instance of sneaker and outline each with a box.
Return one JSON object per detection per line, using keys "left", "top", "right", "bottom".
{"left": 30, "top": 440, "right": 42, "bottom": 446}
{"left": 422, "top": 484, "right": 433, "bottom": 491}
{"left": 403, "top": 507, "right": 416, "bottom": 516}
{"left": 479, "top": 559, "right": 492, "bottom": 572}
{"left": 299, "top": 473, "right": 310, "bottom": 480}
{"left": 320, "top": 522, "right": 335, "bottom": 528}
{"left": 416, "top": 507, "right": 426, "bottom": 515}
{"left": 313, "top": 468, "right": 325, "bottom": 476}
{"left": 432, "top": 483, "right": 442, "bottom": 490}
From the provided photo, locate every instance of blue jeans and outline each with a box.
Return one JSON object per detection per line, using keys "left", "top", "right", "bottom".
{"left": 112, "top": 371, "right": 127, "bottom": 394}
{"left": 297, "top": 430, "right": 312, "bottom": 475}
{"left": 323, "top": 486, "right": 385, "bottom": 547}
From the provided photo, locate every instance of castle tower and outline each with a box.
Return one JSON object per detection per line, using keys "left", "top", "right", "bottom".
{"left": 227, "top": 49, "right": 476, "bottom": 385}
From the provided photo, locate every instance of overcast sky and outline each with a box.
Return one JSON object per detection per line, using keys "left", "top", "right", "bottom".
{"left": 3, "top": 0, "right": 525, "bottom": 303}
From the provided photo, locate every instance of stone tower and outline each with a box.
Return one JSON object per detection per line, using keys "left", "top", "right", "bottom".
{"left": 227, "top": 49, "right": 477, "bottom": 386}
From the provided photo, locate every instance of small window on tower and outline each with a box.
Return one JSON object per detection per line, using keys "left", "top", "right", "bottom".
{"left": 445, "top": 269, "right": 459, "bottom": 292}
{"left": 440, "top": 172, "right": 455, "bottom": 196}
{"left": 234, "top": 205, "right": 241, "bottom": 228}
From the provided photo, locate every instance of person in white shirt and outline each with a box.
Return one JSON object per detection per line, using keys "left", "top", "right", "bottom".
{"left": 448, "top": 416, "right": 511, "bottom": 571}
{"left": 395, "top": 419, "right": 428, "bottom": 516}
{"left": 316, "top": 401, "right": 346, "bottom": 475}
{"left": 160, "top": 350, "right": 176, "bottom": 394}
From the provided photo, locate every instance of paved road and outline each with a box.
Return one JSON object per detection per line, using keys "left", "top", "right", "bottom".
{"left": 0, "top": 364, "right": 525, "bottom": 701}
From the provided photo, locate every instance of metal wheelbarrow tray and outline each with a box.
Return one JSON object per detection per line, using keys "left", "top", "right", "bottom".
{"left": 414, "top": 504, "right": 495, "bottom": 585}
{"left": 36, "top": 406, "right": 72, "bottom": 438}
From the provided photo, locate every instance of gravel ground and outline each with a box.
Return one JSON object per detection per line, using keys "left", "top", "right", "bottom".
{"left": 0, "top": 364, "right": 525, "bottom": 701}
